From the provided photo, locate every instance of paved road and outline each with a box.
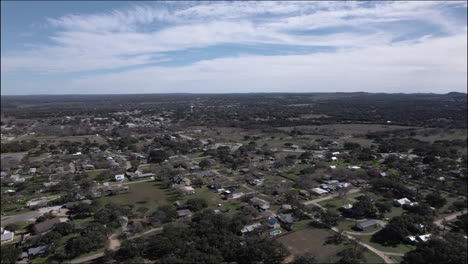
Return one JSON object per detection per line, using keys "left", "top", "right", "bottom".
{"left": 1, "top": 210, "right": 41, "bottom": 226}
{"left": 303, "top": 188, "right": 361, "bottom": 206}
{"left": 434, "top": 210, "right": 467, "bottom": 228}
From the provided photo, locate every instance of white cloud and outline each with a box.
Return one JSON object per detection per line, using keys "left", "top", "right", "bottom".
{"left": 1, "top": 1, "right": 467, "bottom": 94}
{"left": 8, "top": 32, "right": 462, "bottom": 95}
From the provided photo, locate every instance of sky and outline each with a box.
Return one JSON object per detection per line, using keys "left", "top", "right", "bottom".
{"left": 1, "top": 1, "right": 467, "bottom": 95}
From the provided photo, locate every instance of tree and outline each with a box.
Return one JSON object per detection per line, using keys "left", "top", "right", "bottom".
{"left": 372, "top": 214, "right": 434, "bottom": 246}
{"left": 199, "top": 159, "right": 213, "bottom": 169}
{"left": 375, "top": 201, "right": 392, "bottom": 217}
{"left": 55, "top": 222, "right": 75, "bottom": 236}
{"left": 425, "top": 192, "right": 447, "bottom": 209}
{"left": 151, "top": 204, "right": 177, "bottom": 223}
{"left": 185, "top": 198, "right": 208, "bottom": 212}
{"left": 347, "top": 196, "right": 377, "bottom": 219}
{"left": 148, "top": 150, "right": 169, "bottom": 163}
{"left": 1, "top": 245, "right": 22, "bottom": 264}
{"left": 319, "top": 210, "right": 340, "bottom": 227}
{"left": 403, "top": 233, "right": 467, "bottom": 264}
{"left": 337, "top": 247, "right": 364, "bottom": 264}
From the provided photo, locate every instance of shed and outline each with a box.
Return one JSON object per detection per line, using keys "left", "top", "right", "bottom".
{"left": 355, "top": 219, "right": 379, "bottom": 231}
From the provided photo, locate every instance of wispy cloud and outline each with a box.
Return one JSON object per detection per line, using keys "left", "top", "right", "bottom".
{"left": 1, "top": 1, "right": 467, "bottom": 94}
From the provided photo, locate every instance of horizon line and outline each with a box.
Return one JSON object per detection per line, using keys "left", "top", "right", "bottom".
{"left": 1, "top": 91, "right": 467, "bottom": 97}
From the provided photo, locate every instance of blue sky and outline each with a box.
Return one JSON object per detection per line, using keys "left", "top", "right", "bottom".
{"left": 1, "top": 1, "right": 467, "bottom": 95}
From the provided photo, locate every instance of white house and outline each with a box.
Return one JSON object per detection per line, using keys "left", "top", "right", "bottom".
{"left": 393, "top": 198, "right": 412, "bottom": 207}
{"left": 1, "top": 229, "right": 14, "bottom": 243}
{"left": 115, "top": 174, "right": 125, "bottom": 181}
{"left": 311, "top": 188, "right": 329, "bottom": 195}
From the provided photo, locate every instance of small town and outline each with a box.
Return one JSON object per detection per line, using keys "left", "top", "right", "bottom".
{"left": 1, "top": 1, "right": 467, "bottom": 264}
{"left": 1, "top": 92, "right": 467, "bottom": 264}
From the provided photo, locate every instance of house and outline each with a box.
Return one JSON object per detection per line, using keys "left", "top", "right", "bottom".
{"left": 11, "top": 174, "right": 26, "bottom": 183}
{"left": 355, "top": 219, "right": 380, "bottom": 231}
{"left": 311, "top": 188, "right": 328, "bottom": 195}
{"left": 29, "top": 168, "right": 37, "bottom": 174}
{"left": 337, "top": 182, "right": 351, "bottom": 189}
{"left": 240, "top": 168, "right": 250, "bottom": 174}
{"left": 115, "top": 174, "right": 125, "bottom": 181}
{"left": 393, "top": 198, "right": 412, "bottom": 207}
{"left": 173, "top": 176, "right": 191, "bottom": 186}
{"left": 103, "top": 185, "right": 129, "bottom": 195}
{"left": 278, "top": 214, "right": 296, "bottom": 224}
{"left": 131, "top": 172, "right": 155, "bottom": 180}
{"left": 241, "top": 223, "right": 262, "bottom": 234}
{"left": 1, "top": 229, "right": 14, "bottom": 243}
{"left": 27, "top": 199, "right": 48, "bottom": 208}
{"left": 340, "top": 204, "right": 353, "bottom": 211}
{"left": 223, "top": 188, "right": 244, "bottom": 199}
{"left": 331, "top": 157, "right": 338, "bottom": 161}
{"left": 417, "top": 234, "right": 431, "bottom": 242}
{"left": 81, "top": 164, "right": 95, "bottom": 170}
{"left": 33, "top": 218, "right": 60, "bottom": 234}
{"left": 248, "top": 178, "right": 264, "bottom": 186}
{"left": 255, "top": 210, "right": 276, "bottom": 220}
{"left": 405, "top": 235, "right": 418, "bottom": 245}
{"left": 176, "top": 209, "right": 193, "bottom": 218}
{"left": 267, "top": 217, "right": 280, "bottom": 229}
{"left": 43, "top": 182, "right": 59, "bottom": 188}
{"left": 173, "top": 185, "right": 195, "bottom": 195}
{"left": 27, "top": 245, "right": 48, "bottom": 258}
{"left": 348, "top": 166, "right": 361, "bottom": 170}
{"left": 249, "top": 197, "right": 270, "bottom": 210}
{"left": 281, "top": 204, "right": 293, "bottom": 212}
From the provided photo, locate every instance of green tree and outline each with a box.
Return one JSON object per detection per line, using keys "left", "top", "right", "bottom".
{"left": 1, "top": 245, "right": 22, "bottom": 264}
{"left": 403, "top": 233, "right": 467, "bottom": 264}
{"left": 425, "top": 192, "right": 447, "bottom": 209}
{"left": 185, "top": 198, "right": 208, "bottom": 212}
{"left": 148, "top": 150, "right": 169, "bottom": 163}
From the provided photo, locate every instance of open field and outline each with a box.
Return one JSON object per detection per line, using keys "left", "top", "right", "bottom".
{"left": 99, "top": 181, "right": 171, "bottom": 212}
{"left": 13, "top": 134, "right": 107, "bottom": 144}
{"left": 277, "top": 228, "right": 346, "bottom": 262}
{"left": 278, "top": 124, "right": 420, "bottom": 136}
{"left": 278, "top": 227, "right": 383, "bottom": 263}
{"left": 412, "top": 128, "right": 467, "bottom": 143}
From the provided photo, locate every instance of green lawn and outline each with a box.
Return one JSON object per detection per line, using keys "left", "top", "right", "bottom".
{"left": 290, "top": 219, "right": 313, "bottom": 231}
{"left": 99, "top": 181, "right": 173, "bottom": 214}
{"left": 359, "top": 235, "right": 415, "bottom": 254}
{"left": 386, "top": 206, "right": 405, "bottom": 219}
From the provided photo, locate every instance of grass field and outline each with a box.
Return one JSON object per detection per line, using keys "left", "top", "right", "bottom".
{"left": 359, "top": 235, "right": 415, "bottom": 254}
{"left": 14, "top": 134, "right": 107, "bottom": 144}
{"left": 277, "top": 227, "right": 346, "bottom": 262}
{"left": 277, "top": 227, "right": 384, "bottom": 263}
{"left": 99, "top": 181, "right": 172, "bottom": 213}
{"left": 277, "top": 124, "right": 419, "bottom": 137}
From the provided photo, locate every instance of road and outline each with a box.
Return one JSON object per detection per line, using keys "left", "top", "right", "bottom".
{"left": 302, "top": 188, "right": 361, "bottom": 208}
{"left": 71, "top": 227, "right": 163, "bottom": 263}
{"left": 1, "top": 210, "right": 41, "bottom": 226}
{"left": 332, "top": 227, "right": 399, "bottom": 264}
{"left": 1, "top": 203, "right": 69, "bottom": 226}
{"left": 434, "top": 210, "right": 467, "bottom": 228}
